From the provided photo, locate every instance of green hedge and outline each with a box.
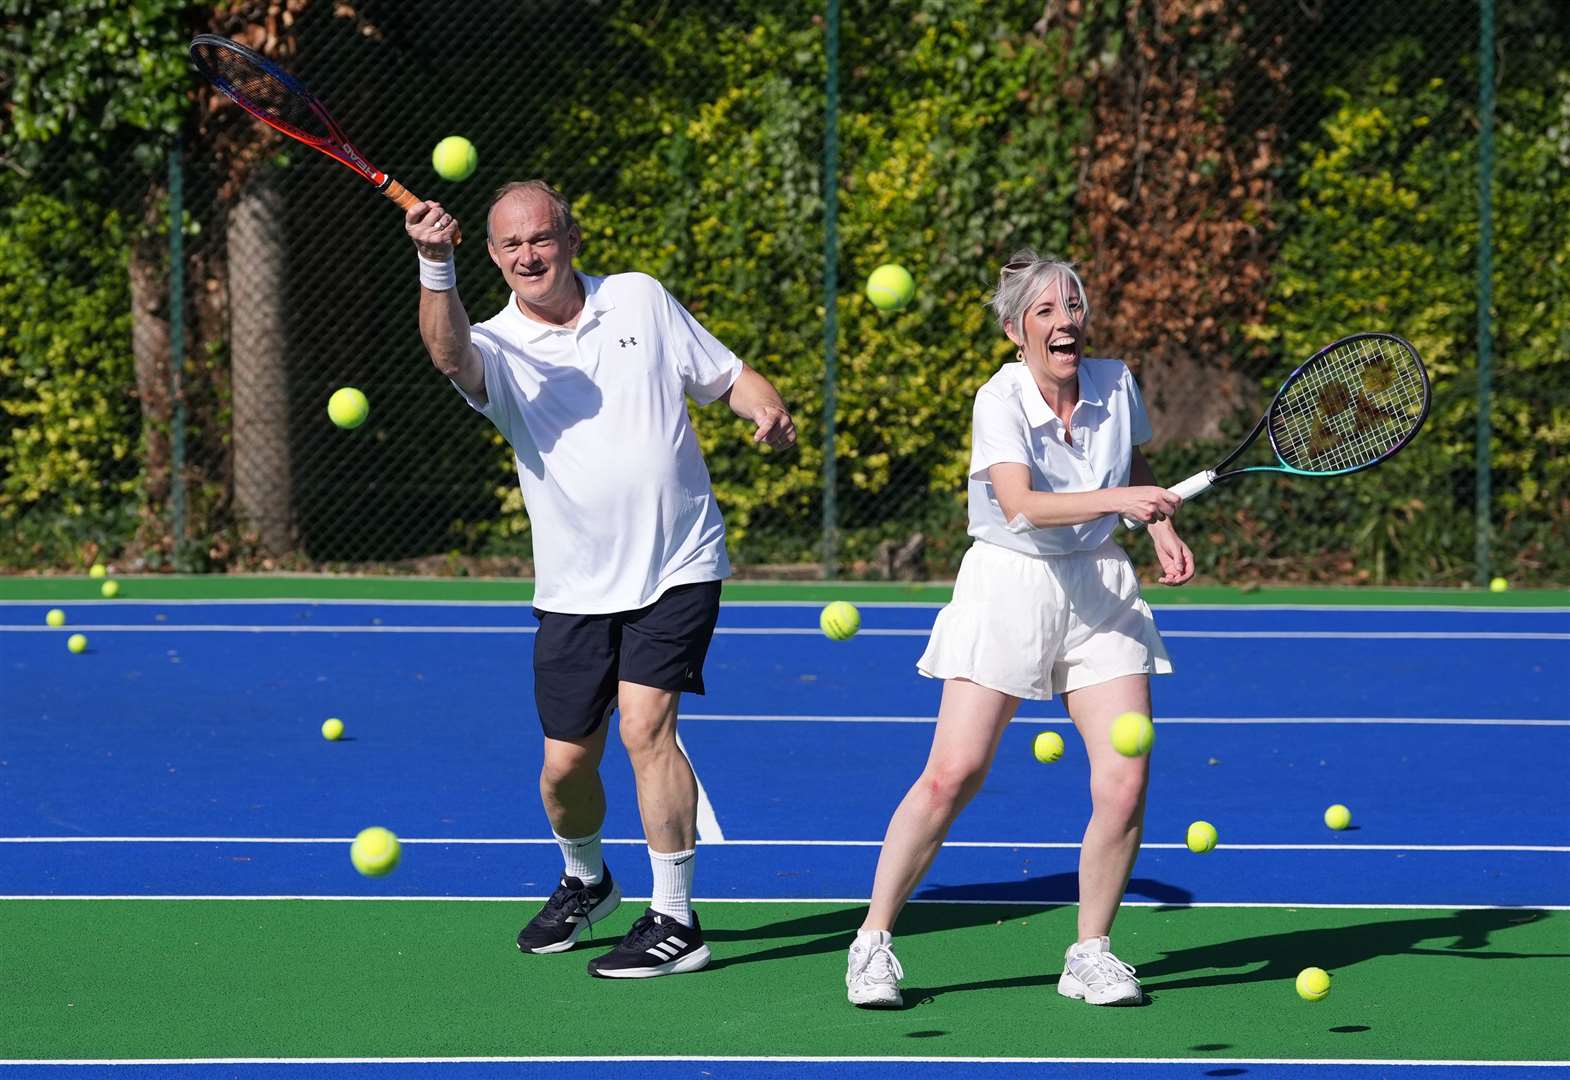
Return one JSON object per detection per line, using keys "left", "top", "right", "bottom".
{"left": 0, "top": 193, "right": 141, "bottom": 564}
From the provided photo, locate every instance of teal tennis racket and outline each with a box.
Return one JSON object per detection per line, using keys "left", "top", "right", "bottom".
{"left": 1126, "top": 332, "right": 1430, "bottom": 531}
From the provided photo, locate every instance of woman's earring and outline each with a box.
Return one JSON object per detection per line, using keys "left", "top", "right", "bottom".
{"left": 1015, "top": 349, "right": 1023, "bottom": 362}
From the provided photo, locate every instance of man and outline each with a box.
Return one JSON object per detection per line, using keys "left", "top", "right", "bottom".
{"left": 405, "top": 180, "right": 796, "bottom": 978}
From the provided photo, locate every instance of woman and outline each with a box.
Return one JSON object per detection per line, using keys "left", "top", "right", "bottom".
{"left": 845, "top": 249, "right": 1195, "bottom": 1008}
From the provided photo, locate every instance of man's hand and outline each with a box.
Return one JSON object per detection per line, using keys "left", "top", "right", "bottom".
{"left": 405, "top": 200, "right": 459, "bottom": 261}
{"left": 750, "top": 402, "right": 797, "bottom": 450}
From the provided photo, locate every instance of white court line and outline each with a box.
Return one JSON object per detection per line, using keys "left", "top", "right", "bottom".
{"left": 1, "top": 597, "right": 1565, "bottom": 615}
{"left": 4, "top": 836, "right": 1564, "bottom": 852}
{"left": 682, "top": 713, "right": 1570, "bottom": 726}
{"left": 0, "top": 1055, "right": 1566, "bottom": 1067}
{"left": 3, "top": 622, "right": 1566, "bottom": 641}
{"left": 676, "top": 731, "right": 724, "bottom": 843}
{"left": 4, "top": 896, "right": 1567, "bottom": 912}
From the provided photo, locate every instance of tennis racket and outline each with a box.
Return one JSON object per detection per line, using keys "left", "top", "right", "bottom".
{"left": 188, "top": 34, "right": 460, "bottom": 243}
{"left": 1125, "top": 332, "right": 1431, "bottom": 531}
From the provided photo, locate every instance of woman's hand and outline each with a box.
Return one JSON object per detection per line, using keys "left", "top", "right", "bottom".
{"left": 1116, "top": 486, "right": 1182, "bottom": 524}
{"left": 1149, "top": 521, "right": 1196, "bottom": 585}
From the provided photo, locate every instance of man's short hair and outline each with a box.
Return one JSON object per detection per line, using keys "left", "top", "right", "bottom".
{"left": 486, "top": 180, "right": 577, "bottom": 241}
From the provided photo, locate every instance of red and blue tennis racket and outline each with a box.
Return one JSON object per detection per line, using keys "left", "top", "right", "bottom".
{"left": 189, "top": 34, "right": 460, "bottom": 242}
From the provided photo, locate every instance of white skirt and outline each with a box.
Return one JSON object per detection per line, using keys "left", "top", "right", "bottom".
{"left": 917, "top": 539, "right": 1173, "bottom": 701}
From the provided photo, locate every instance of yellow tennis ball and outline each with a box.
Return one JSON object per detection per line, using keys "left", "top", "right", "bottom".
{"left": 1186, "top": 820, "right": 1218, "bottom": 854}
{"left": 819, "top": 600, "right": 861, "bottom": 641}
{"left": 432, "top": 135, "right": 477, "bottom": 182}
{"left": 1324, "top": 803, "right": 1352, "bottom": 831}
{"left": 327, "top": 387, "right": 370, "bottom": 429}
{"left": 350, "top": 826, "right": 401, "bottom": 877}
{"left": 88, "top": 563, "right": 107, "bottom": 578}
{"left": 322, "top": 718, "right": 345, "bottom": 741}
{"left": 866, "top": 263, "right": 915, "bottom": 311}
{"left": 67, "top": 633, "right": 88, "bottom": 654}
{"left": 1032, "top": 730, "right": 1065, "bottom": 764}
{"left": 1489, "top": 576, "right": 1508, "bottom": 593}
{"left": 1109, "top": 711, "right": 1155, "bottom": 757}
{"left": 100, "top": 580, "right": 120, "bottom": 599}
{"left": 45, "top": 608, "right": 66, "bottom": 628}
{"left": 1295, "top": 966, "right": 1331, "bottom": 1001}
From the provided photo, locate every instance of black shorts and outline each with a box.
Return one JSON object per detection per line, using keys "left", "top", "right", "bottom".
{"left": 532, "top": 580, "right": 723, "bottom": 740}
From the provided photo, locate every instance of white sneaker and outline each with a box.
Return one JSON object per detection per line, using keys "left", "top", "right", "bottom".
{"left": 846, "top": 930, "right": 904, "bottom": 1007}
{"left": 1057, "top": 936, "right": 1144, "bottom": 1005}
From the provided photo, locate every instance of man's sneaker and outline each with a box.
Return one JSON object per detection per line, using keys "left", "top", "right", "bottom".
{"left": 516, "top": 867, "right": 621, "bottom": 955}
{"left": 1057, "top": 935, "right": 1144, "bottom": 1005}
{"left": 587, "top": 908, "right": 711, "bottom": 978}
{"left": 845, "top": 930, "right": 904, "bottom": 1007}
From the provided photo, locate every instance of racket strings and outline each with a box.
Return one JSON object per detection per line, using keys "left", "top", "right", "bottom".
{"left": 1269, "top": 337, "right": 1427, "bottom": 473}
{"left": 192, "top": 42, "right": 328, "bottom": 143}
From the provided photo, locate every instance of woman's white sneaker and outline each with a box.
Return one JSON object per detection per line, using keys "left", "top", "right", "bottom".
{"left": 846, "top": 929, "right": 904, "bottom": 1007}
{"left": 1057, "top": 936, "right": 1144, "bottom": 1005}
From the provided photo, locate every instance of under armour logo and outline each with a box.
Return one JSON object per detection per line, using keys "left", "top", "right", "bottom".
{"left": 619, "top": 336, "right": 637, "bottom": 348}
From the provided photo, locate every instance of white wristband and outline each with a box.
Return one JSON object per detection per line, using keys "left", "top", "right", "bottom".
{"left": 418, "top": 254, "right": 456, "bottom": 291}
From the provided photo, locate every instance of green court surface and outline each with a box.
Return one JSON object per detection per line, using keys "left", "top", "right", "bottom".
{"left": 4, "top": 901, "right": 1567, "bottom": 1060}
{"left": 2, "top": 574, "right": 1566, "bottom": 606}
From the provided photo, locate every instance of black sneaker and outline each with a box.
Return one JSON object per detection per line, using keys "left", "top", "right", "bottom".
{"left": 587, "top": 908, "right": 711, "bottom": 978}
{"left": 516, "top": 867, "right": 621, "bottom": 955}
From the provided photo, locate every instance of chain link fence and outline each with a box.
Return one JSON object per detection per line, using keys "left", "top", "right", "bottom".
{"left": 4, "top": 0, "right": 1566, "bottom": 583}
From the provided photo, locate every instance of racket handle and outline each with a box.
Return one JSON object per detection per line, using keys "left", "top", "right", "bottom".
{"left": 382, "top": 178, "right": 463, "bottom": 245}
{"left": 1121, "top": 469, "right": 1215, "bottom": 532}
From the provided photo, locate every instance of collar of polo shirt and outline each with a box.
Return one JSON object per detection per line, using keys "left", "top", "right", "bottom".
{"left": 1013, "top": 359, "right": 1106, "bottom": 429}
{"left": 512, "top": 272, "right": 617, "bottom": 342}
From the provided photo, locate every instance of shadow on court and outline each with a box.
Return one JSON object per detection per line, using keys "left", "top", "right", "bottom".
{"left": 702, "top": 898, "right": 1062, "bottom": 972}
{"left": 1139, "top": 907, "right": 1565, "bottom": 991}
{"left": 703, "top": 872, "right": 1191, "bottom": 973}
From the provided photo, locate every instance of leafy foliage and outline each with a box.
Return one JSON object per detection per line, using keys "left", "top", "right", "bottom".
{"left": 0, "top": 194, "right": 141, "bottom": 564}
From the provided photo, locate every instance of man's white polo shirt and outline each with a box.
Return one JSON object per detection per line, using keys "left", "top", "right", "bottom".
{"left": 967, "top": 358, "right": 1153, "bottom": 555}
{"left": 457, "top": 271, "right": 742, "bottom": 614}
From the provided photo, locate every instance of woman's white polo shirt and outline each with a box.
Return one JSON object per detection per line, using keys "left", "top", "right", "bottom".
{"left": 455, "top": 271, "right": 741, "bottom": 615}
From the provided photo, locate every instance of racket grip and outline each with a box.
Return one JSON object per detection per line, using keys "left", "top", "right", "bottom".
{"left": 382, "top": 178, "right": 463, "bottom": 245}
{"left": 1121, "top": 470, "right": 1215, "bottom": 532}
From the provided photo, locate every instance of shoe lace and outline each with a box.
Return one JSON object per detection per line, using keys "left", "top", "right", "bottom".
{"left": 1071, "top": 948, "right": 1137, "bottom": 990}
{"left": 854, "top": 942, "right": 904, "bottom": 984}
{"left": 542, "top": 878, "right": 595, "bottom": 919}
{"left": 621, "top": 912, "right": 668, "bottom": 949}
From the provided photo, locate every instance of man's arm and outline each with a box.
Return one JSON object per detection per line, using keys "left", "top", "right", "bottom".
{"left": 719, "top": 363, "right": 797, "bottom": 450}
{"left": 406, "top": 201, "right": 485, "bottom": 402}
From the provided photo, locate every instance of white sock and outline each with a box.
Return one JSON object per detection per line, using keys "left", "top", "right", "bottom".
{"left": 648, "top": 847, "right": 696, "bottom": 927}
{"left": 856, "top": 928, "right": 892, "bottom": 947}
{"left": 553, "top": 829, "right": 603, "bottom": 885}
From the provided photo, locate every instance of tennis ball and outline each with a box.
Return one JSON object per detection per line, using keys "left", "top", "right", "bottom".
{"left": 88, "top": 563, "right": 107, "bottom": 578}
{"left": 1186, "top": 820, "right": 1218, "bottom": 854}
{"left": 327, "top": 387, "right": 370, "bottom": 430}
{"left": 350, "top": 826, "right": 401, "bottom": 877}
{"left": 866, "top": 263, "right": 915, "bottom": 312}
{"left": 45, "top": 608, "right": 66, "bottom": 628}
{"left": 1324, "top": 803, "right": 1352, "bottom": 831}
{"left": 100, "top": 580, "right": 120, "bottom": 599}
{"left": 1489, "top": 576, "right": 1508, "bottom": 593}
{"left": 1295, "top": 966, "right": 1331, "bottom": 1001}
{"left": 322, "top": 717, "right": 345, "bottom": 741}
{"left": 1109, "top": 711, "right": 1155, "bottom": 757}
{"left": 432, "top": 136, "right": 477, "bottom": 182}
{"left": 1032, "top": 730, "right": 1065, "bottom": 764}
{"left": 819, "top": 600, "right": 861, "bottom": 641}
{"left": 67, "top": 633, "right": 88, "bottom": 654}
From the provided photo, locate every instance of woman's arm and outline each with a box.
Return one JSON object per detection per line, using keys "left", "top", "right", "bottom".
{"left": 989, "top": 460, "right": 1180, "bottom": 529}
